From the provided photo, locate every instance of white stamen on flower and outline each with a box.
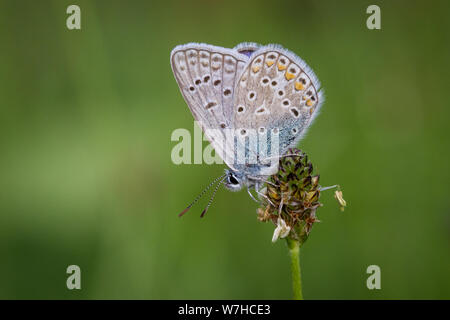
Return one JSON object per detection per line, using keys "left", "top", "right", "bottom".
{"left": 272, "top": 217, "right": 291, "bottom": 242}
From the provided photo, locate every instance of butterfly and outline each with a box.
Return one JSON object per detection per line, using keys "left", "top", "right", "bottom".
{"left": 171, "top": 42, "right": 324, "bottom": 217}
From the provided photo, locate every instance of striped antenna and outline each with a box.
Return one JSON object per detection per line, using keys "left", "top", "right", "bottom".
{"left": 178, "top": 174, "right": 226, "bottom": 217}
{"left": 200, "top": 176, "right": 226, "bottom": 218}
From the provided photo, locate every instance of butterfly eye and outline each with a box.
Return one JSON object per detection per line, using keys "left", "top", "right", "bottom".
{"left": 228, "top": 175, "right": 239, "bottom": 185}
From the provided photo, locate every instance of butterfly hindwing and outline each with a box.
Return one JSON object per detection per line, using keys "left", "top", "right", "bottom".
{"left": 233, "top": 45, "right": 324, "bottom": 157}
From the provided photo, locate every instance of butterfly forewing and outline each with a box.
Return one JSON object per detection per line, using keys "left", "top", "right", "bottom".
{"left": 171, "top": 43, "right": 249, "bottom": 168}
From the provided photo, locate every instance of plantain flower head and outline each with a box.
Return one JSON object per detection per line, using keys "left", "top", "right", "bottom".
{"left": 258, "top": 148, "right": 345, "bottom": 246}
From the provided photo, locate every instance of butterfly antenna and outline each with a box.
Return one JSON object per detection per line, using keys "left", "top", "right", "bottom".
{"left": 200, "top": 176, "right": 226, "bottom": 218}
{"left": 178, "top": 174, "right": 226, "bottom": 217}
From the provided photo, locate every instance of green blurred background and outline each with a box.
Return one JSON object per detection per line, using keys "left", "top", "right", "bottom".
{"left": 0, "top": 0, "right": 449, "bottom": 299}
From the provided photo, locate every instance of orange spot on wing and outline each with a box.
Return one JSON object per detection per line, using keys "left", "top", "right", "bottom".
{"left": 295, "top": 82, "right": 304, "bottom": 91}
{"left": 252, "top": 66, "right": 260, "bottom": 73}
{"left": 306, "top": 99, "right": 313, "bottom": 106}
{"left": 266, "top": 60, "right": 274, "bottom": 67}
{"left": 277, "top": 63, "right": 286, "bottom": 71}
{"left": 285, "top": 72, "right": 295, "bottom": 81}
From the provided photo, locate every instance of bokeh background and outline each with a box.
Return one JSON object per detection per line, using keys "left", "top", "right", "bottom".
{"left": 0, "top": 0, "right": 449, "bottom": 299}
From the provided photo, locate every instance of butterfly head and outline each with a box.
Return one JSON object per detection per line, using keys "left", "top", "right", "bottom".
{"left": 224, "top": 169, "right": 245, "bottom": 191}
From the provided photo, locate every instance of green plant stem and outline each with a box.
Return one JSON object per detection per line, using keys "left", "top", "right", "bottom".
{"left": 286, "top": 238, "right": 303, "bottom": 300}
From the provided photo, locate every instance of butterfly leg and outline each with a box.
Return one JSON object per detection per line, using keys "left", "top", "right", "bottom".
{"left": 253, "top": 184, "right": 276, "bottom": 207}
{"left": 247, "top": 187, "right": 260, "bottom": 203}
{"left": 247, "top": 183, "right": 275, "bottom": 207}
{"left": 256, "top": 190, "right": 276, "bottom": 207}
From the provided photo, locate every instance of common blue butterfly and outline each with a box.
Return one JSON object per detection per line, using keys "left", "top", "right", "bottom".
{"left": 171, "top": 43, "right": 324, "bottom": 216}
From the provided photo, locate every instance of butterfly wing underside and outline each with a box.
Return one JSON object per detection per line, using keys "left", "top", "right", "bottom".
{"left": 171, "top": 44, "right": 248, "bottom": 169}
{"left": 233, "top": 46, "right": 324, "bottom": 161}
